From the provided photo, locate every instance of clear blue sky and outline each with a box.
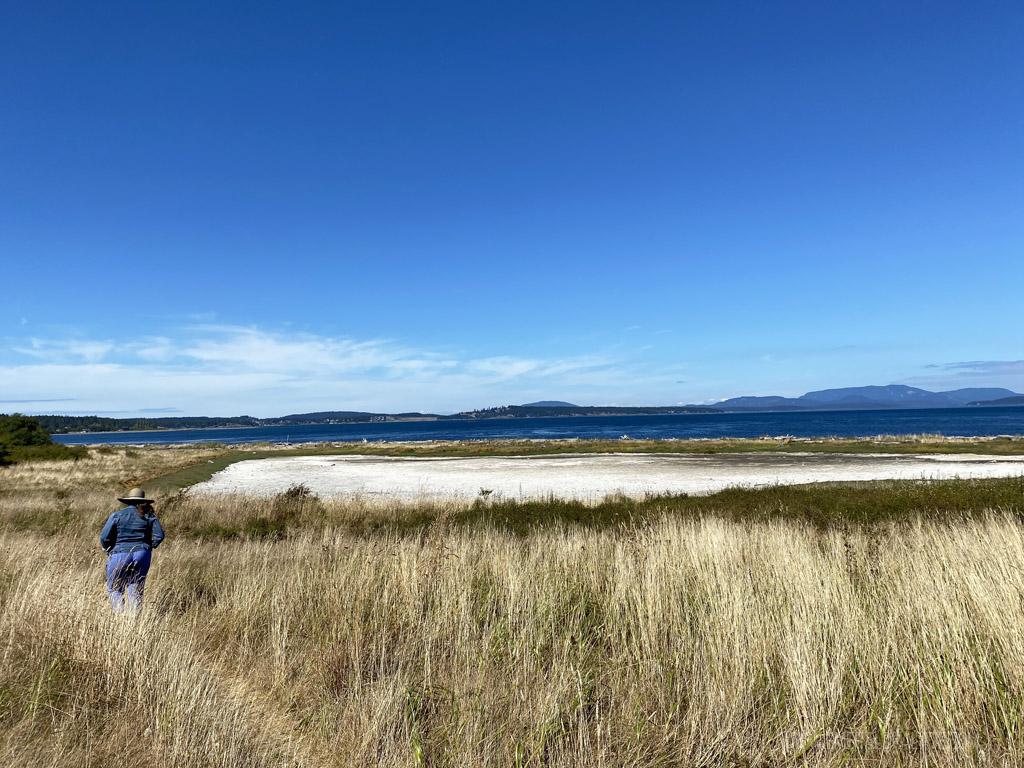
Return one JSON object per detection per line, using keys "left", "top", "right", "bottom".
{"left": 2, "top": 1, "right": 1022, "bottom": 416}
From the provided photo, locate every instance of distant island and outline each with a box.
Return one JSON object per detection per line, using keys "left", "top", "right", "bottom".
{"left": 444, "top": 404, "right": 718, "bottom": 420}
{"left": 19, "top": 384, "right": 1024, "bottom": 434}
{"left": 31, "top": 404, "right": 720, "bottom": 433}
{"left": 970, "top": 395, "right": 1024, "bottom": 407}
{"left": 685, "top": 385, "right": 1024, "bottom": 412}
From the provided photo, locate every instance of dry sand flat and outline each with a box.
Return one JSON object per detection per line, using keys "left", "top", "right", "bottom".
{"left": 190, "top": 452, "right": 1024, "bottom": 502}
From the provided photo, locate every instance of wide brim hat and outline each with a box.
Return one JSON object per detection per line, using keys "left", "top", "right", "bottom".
{"left": 117, "top": 487, "right": 155, "bottom": 505}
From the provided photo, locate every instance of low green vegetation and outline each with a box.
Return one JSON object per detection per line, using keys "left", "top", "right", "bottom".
{"left": 155, "top": 475, "right": 1024, "bottom": 541}
{"left": 0, "top": 414, "right": 87, "bottom": 464}
{"left": 5, "top": 473, "right": 1022, "bottom": 542}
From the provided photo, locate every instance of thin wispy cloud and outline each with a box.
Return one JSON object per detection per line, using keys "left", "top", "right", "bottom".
{"left": 0, "top": 325, "right": 665, "bottom": 416}
{"left": 0, "top": 398, "right": 77, "bottom": 404}
{"left": 904, "top": 360, "right": 1024, "bottom": 391}
{"left": 13, "top": 339, "right": 116, "bottom": 363}
{"left": 930, "top": 360, "right": 1024, "bottom": 375}
{"left": 131, "top": 338, "right": 178, "bottom": 362}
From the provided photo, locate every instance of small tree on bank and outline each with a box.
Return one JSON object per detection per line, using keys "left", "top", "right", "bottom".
{"left": 0, "top": 413, "right": 86, "bottom": 464}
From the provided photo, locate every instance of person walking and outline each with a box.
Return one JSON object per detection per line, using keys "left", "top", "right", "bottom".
{"left": 100, "top": 487, "right": 165, "bottom": 612}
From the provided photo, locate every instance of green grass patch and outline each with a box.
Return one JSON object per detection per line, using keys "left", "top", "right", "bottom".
{"left": 1, "top": 443, "right": 88, "bottom": 465}
{"left": 427, "top": 475, "right": 1024, "bottom": 535}
{"left": 148, "top": 452, "right": 258, "bottom": 494}
{"left": 156, "top": 476, "right": 1024, "bottom": 542}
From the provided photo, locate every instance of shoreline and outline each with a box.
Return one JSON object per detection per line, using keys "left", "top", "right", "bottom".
{"left": 62, "top": 433, "right": 1024, "bottom": 448}
{"left": 54, "top": 412, "right": 708, "bottom": 435}
{"left": 51, "top": 403, "right": 1024, "bottom": 437}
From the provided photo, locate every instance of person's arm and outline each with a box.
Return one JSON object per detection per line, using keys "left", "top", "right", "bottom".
{"left": 150, "top": 516, "right": 165, "bottom": 549}
{"left": 99, "top": 513, "right": 117, "bottom": 551}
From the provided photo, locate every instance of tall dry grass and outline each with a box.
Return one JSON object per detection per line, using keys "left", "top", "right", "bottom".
{"left": 3, "top": 509, "right": 1024, "bottom": 766}
{"left": 0, "top": 444, "right": 231, "bottom": 493}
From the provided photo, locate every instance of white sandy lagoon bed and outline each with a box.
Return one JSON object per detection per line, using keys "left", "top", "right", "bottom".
{"left": 189, "top": 452, "right": 1024, "bottom": 502}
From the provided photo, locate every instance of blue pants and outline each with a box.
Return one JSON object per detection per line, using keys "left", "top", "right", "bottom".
{"left": 106, "top": 549, "right": 152, "bottom": 612}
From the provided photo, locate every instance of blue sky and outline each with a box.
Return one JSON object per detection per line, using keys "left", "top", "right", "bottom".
{"left": 2, "top": 1, "right": 1022, "bottom": 416}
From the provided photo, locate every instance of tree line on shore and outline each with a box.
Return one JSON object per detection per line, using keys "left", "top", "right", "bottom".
{"left": 27, "top": 405, "right": 723, "bottom": 435}
{"left": 33, "top": 414, "right": 263, "bottom": 433}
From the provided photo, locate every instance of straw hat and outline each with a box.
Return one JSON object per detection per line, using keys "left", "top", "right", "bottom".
{"left": 117, "top": 487, "right": 154, "bottom": 505}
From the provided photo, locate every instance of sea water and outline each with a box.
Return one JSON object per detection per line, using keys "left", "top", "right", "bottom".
{"left": 50, "top": 406, "right": 1024, "bottom": 446}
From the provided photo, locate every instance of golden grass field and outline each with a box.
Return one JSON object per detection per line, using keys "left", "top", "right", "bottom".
{"left": 2, "top": 443, "right": 1024, "bottom": 767}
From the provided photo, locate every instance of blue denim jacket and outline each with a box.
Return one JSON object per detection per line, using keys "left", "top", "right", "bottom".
{"left": 100, "top": 507, "right": 165, "bottom": 554}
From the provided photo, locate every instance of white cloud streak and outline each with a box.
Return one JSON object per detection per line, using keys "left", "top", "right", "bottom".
{"left": 13, "top": 338, "right": 116, "bottom": 363}
{"left": 902, "top": 360, "right": 1024, "bottom": 391}
{"left": 0, "top": 325, "right": 673, "bottom": 416}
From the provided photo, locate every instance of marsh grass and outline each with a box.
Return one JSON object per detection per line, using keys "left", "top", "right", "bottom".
{"left": 4, "top": 515, "right": 1024, "bottom": 766}
{"left": 6, "top": 474, "right": 1022, "bottom": 541}
{"left": 0, "top": 444, "right": 234, "bottom": 494}
{"left": 0, "top": 442, "right": 88, "bottom": 464}
{"left": 2, "top": 447, "right": 1024, "bottom": 766}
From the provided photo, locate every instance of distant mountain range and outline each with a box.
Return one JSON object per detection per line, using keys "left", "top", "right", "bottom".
{"left": 24, "top": 385, "right": 1024, "bottom": 434}
{"left": 690, "top": 385, "right": 1024, "bottom": 412}
{"left": 971, "top": 395, "right": 1024, "bottom": 407}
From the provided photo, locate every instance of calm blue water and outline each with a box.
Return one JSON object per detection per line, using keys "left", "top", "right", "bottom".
{"left": 51, "top": 406, "right": 1024, "bottom": 446}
